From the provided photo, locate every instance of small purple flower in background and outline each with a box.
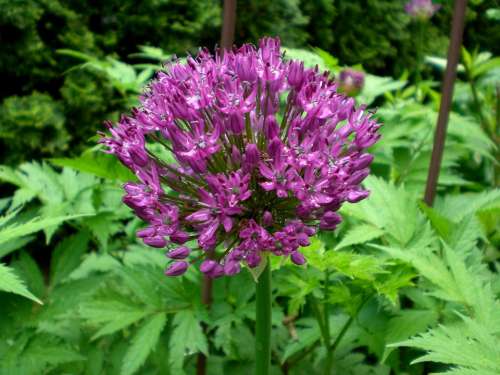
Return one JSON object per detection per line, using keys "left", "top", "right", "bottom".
{"left": 100, "top": 37, "right": 381, "bottom": 277}
{"left": 405, "top": 0, "right": 441, "bottom": 20}
{"left": 337, "top": 68, "right": 365, "bottom": 97}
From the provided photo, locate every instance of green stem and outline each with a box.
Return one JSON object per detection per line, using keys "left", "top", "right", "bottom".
{"left": 323, "top": 271, "right": 333, "bottom": 375}
{"left": 330, "top": 295, "right": 371, "bottom": 354}
{"left": 415, "top": 21, "right": 425, "bottom": 99}
{"left": 468, "top": 77, "right": 489, "bottom": 135}
{"left": 255, "top": 262, "right": 272, "bottom": 375}
{"left": 495, "top": 85, "right": 500, "bottom": 186}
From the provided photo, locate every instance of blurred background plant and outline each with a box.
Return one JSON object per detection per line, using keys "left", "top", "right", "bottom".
{"left": 0, "top": 0, "right": 499, "bottom": 374}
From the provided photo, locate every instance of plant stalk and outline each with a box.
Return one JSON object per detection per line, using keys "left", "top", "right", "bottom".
{"left": 415, "top": 20, "right": 425, "bottom": 99}
{"left": 323, "top": 271, "right": 333, "bottom": 375}
{"left": 255, "top": 262, "right": 272, "bottom": 375}
{"left": 424, "top": 0, "right": 468, "bottom": 206}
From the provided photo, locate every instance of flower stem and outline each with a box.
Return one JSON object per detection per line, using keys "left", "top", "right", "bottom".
{"left": 323, "top": 271, "right": 333, "bottom": 375}
{"left": 415, "top": 20, "right": 425, "bottom": 99}
{"left": 255, "top": 262, "right": 272, "bottom": 375}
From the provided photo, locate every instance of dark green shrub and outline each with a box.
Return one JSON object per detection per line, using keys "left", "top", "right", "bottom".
{"left": 0, "top": 92, "right": 69, "bottom": 163}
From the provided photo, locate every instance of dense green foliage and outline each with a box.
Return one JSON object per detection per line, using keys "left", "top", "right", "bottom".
{"left": 1, "top": 0, "right": 499, "bottom": 164}
{"left": 1, "top": 1, "right": 499, "bottom": 374}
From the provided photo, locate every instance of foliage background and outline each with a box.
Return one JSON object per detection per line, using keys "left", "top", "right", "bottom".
{"left": 0, "top": 0, "right": 499, "bottom": 375}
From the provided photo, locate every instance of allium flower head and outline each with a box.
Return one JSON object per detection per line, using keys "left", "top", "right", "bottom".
{"left": 100, "top": 37, "right": 381, "bottom": 277}
{"left": 405, "top": 0, "right": 441, "bottom": 20}
{"left": 338, "top": 68, "right": 365, "bottom": 97}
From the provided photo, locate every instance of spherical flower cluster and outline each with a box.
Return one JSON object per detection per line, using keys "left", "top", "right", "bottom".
{"left": 338, "top": 68, "right": 365, "bottom": 97}
{"left": 405, "top": 0, "right": 440, "bottom": 20}
{"left": 100, "top": 37, "right": 381, "bottom": 277}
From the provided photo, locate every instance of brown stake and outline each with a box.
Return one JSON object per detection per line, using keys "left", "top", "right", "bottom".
{"left": 196, "top": 2, "right": 237, "bottom": 375}
{"left": 220, "top": 0, "right": 237, "bottom": 50}
{"left": 424, "top": 0, "right": 468, "bottom": 206}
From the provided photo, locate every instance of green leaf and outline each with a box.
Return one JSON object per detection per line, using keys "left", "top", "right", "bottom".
{"left": 50, "top": 231, "right": 90, "bottom": 286}
{"left": 418, "top": 202, "right": 453, "bottom": 240}
{"left": 50, "top": 150, "right": 135, "bottom": 182}
{"left": 121, "top": 313, "right": 167, "bottom": 375}
{"left": 79, "top": 300, "right": 153, "bottom": 340}
{"left": 169, "top": 310, "right": 208, "bottom": 372}
{"left": 0, "top": 214, "right": 87, "bottom": 246}
{"left": 382, "top": 309, "right": 438, "bottom": 362}
{"left": 342, "top": 176, "right": 419, "bottom": 246}
{"left": 359, "top": 75, "right": 407, "bottom": 105}
{"left": 0, "top": 263, "right": 43, "bottom": 304}
{"left": 394, "top": 314, "right": 500, "bottom": 375}
{"left": 23, "top": 336, "right": 86, "bottom": 367}
{"left": 335, "top": 224, "right": 384, "bottom": 250}
{"left": 82, "top": 212, "right": 119, "bottom": 250}
{"left": 281, "top": 320, "right": 320, "bottom": 363}
{"left": 282, "top": 47, "right": 328, "bottom": 70}
{"left": 68, "top": 252, "right": 121, "bottom": 280}
{"left": 0, "top": 235, "right": 35, "bottom": 258}
{"left": 325, "top": 251, "right": 386, "bottom": 281}
{"left": 435, "top": 190, "right": 500, "bottom": 222}
{"left": 312, "top": 47, "right": 339, "bottom": 69}
{"left": 10, "top": 251, "right": 45, "bottom": 298}
{"left": 471, "top": 56, "right": 500, "bottom": 78}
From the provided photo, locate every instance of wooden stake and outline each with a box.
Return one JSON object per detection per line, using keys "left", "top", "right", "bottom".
{"left": 424, "top": 0, "right": 468, "bottom": 206}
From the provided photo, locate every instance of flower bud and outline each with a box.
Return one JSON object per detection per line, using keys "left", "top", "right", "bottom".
{"left": 243, "top": 143, "right": 260, "bottom": 170}
{"left": 264, "top": 116, "right": 280, "bottom": 139}
{"left": 224, "top": 260, "right": 241, "bottom": 275}
{"left": 338, "top": 69, "right": 365, "bottom": 97}
{"left": 263, "top": 211, "right": 273, "bottom": 227}
{"left": 165, "top": 261, "right": 189, "bottom": 276}
{"left": 352, "top": 154, "right": 374, "bottom": 170}
{"left": 291, "top": 251, "right": 306, "bottom": 265}
{"left": 166, "top": 246, "right": 191, "bottom": 259}
{"left": 208, "top": 264, "right": 225, "bottom": 278}
{"left": 288, "top": 61, "right": 305, "bottom": 89}
{"left": 143, "top": 236, "right": 167, "bottom": 248}
{"left": 347, "top": 190, "right": 370, "bottom": 203}
{"left": 170, "top": 231, "right": 189, "bottom": 244}
{"left": 319, "top": 211, "right": 342, "bottom": 230}
{"left": 137, "top": 227, "right": 156, "bottom": 238}
{"left": 200, "top": 259, "right": 218, "bottom": 274}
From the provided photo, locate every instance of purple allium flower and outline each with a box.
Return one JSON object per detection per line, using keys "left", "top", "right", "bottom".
{"left": 100, "top": 37, "right": 381, "bottom": 277}
{"left": 338, "top": 69, "right": 365, "bottom": 97}
{"left": 405, "top": 0, "right": 441, "bottom": 20}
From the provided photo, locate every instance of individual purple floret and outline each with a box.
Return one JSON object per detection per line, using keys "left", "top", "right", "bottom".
{"left": 338, "top": 68, "right": 365, "bottom": 97}
{"left": 100, "top": 37, "right": 381, "bottom": 277}
{"left": 405, "top": 0, "right": 441, "bottom": 20}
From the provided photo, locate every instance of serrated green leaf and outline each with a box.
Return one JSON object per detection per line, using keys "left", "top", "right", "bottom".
{"left": 342, "top": 176, "right": 419, "bottom": 246}
{"left": 80, "top": 300, "right": 153, "bottom": 340}
{"left": 394, "top": 314, "right": 500, "bottom": 375}
{"left": 336, "top": 224, "right": 384, "bottom": 250}
{"left": 281, "top": 320, "right": 320, "bottom": 363}
{"left": 120, "top": 313, "right": 167, "bottom": 375}
{"left": 50, "top": 150, "right": 135, "bottom": 182}
{"left": 418, "top": 202, "right": 453, "bottom": 240}
{"left": 50, "top": 231, "right": 90, "bottom": 286}
{"left": 68, "top": 252, "right": 121, "bottom": 280}
{"left": 169, "top": 310, "right": 208, "bottom": 372}
{"left": 11, "top": 251, "right": 45, "bottom": 299}
{"left": 382, "top": 309, "right": 438, "bottom": 362}
{"left": 325, "top": 251, "right": 386, "bottom": 281}
{"left": 0, "top": 263, "right": 43, "bottom": 304}
{"left": 0, "top": 214, "right": 87, "bottom": 246}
